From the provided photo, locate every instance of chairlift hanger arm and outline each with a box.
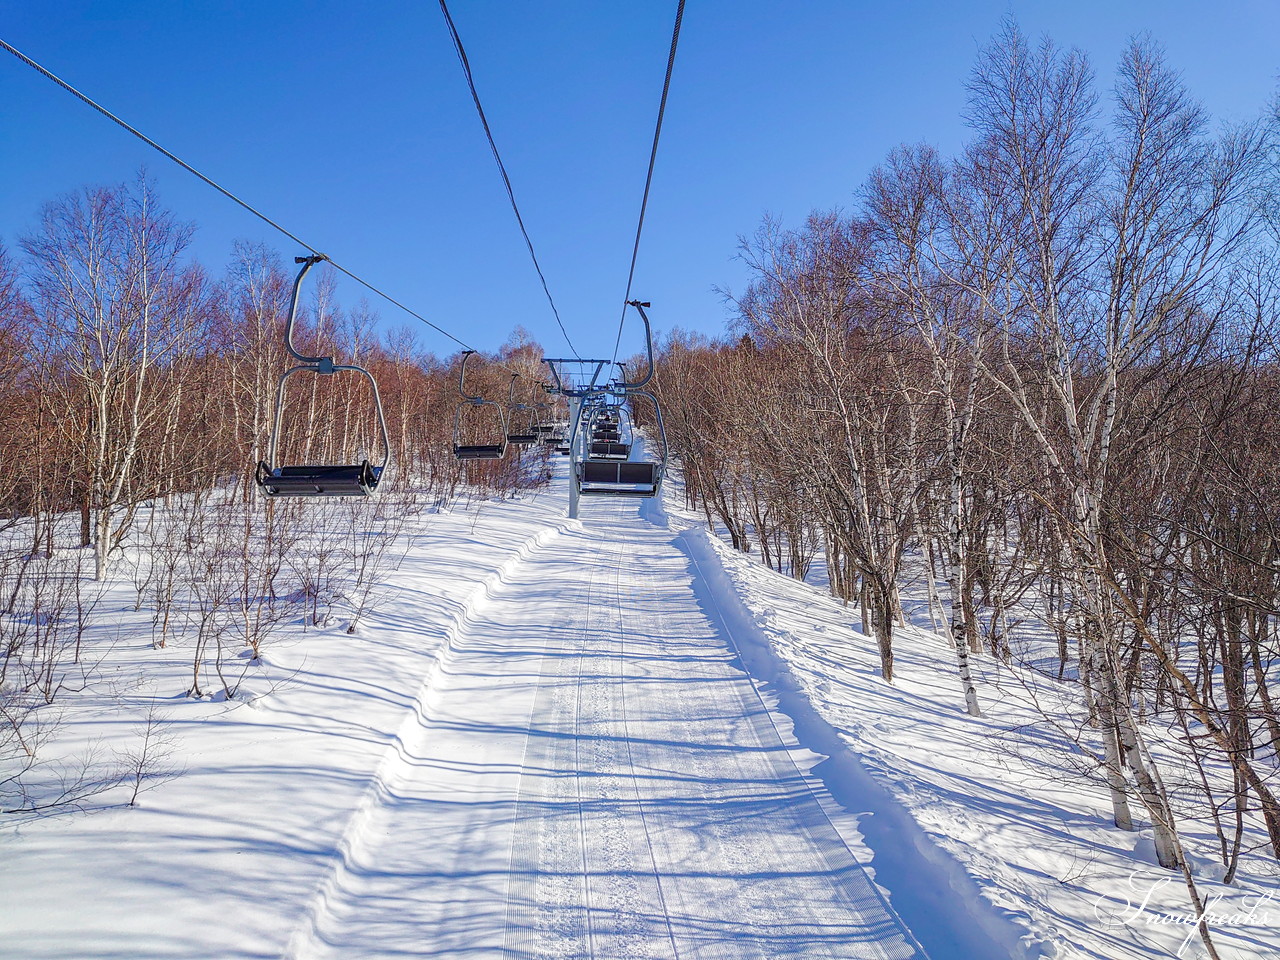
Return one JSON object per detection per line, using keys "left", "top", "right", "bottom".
{"left": 284, "top": 255, "right": 333, "bottom": 369}
{"left": 507, "top": 373, "right": 540, "bottom": 411}
{"left": 617, "top": 300, "right": 655, "bottom": 390}
{"left": 458, "top": 349, "right": 483, "bottom": 402}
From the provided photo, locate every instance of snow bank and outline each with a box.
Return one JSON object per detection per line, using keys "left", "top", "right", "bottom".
{"left": 669, "top": 492, "right": 1280, "bottom": 960}
{"left": 673, "top": 520, "right": 1032, "bottom": 960}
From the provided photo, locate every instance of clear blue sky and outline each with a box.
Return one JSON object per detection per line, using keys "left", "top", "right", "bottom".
{"left": 2, "top": 1, "right": 1277, "bottom": 360}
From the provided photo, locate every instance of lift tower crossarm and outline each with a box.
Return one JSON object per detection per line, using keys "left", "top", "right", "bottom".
{"left": 541, "top": 358, "right": 613, "bottom": 397}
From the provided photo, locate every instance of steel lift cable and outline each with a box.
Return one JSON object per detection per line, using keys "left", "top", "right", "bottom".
{"left": 0, "top": 35, "right": 512, "bottom": 363}
{"left": 437, "top": 0, "right": 579, "bottom": 357}
{"left": 610, "top": 0, "right": 686, "bottom": 365}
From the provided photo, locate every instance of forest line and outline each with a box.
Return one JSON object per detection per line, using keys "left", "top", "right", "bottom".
{"left": 648, "top": 24, "right": 1280, "bottom": 900}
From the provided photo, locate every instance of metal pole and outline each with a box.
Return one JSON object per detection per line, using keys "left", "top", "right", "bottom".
{"left": 568, "top": 394, "right": 581, "bottom": 520}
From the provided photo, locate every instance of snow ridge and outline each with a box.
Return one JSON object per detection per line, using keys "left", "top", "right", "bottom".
{"left": 675, "top": 520, "right": 1030, "bottom": 960}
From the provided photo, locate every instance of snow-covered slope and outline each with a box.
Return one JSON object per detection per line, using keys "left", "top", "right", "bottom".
{"left": 671, "top": 493, "right": 1280, "bottom": 960}
{"left": 3, "top": 459, "right": 1276, "bottom": 959}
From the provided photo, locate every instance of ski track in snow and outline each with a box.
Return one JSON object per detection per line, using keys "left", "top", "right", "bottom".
{"left": 283, "top": 494, "right": 924, "bottom": 959}
{"left": 278, "top": 517, "right": 574, "bottom": 959}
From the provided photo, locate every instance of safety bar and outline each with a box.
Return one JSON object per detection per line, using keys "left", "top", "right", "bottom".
{"left": 453, "top": 400, "right": 508, "bottom": 448}
{"left": 628, "top": 389, "right": 668, "bottom": 471}
{"left": 265, "top": 363, "right": 392, "bottom": 472}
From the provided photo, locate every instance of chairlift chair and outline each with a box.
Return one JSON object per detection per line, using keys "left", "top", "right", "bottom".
{"left": 579, "top": 459, "right": 661, "bottom": 496}
{"left": 574, "top": 302, "right": 666, "bottom": 498}
{"left": 591, "top": 411, "right": 621, "bottom": 439}
{"left": 583, "top": 401, "right": 630, "bottom": 459}
{"left": 505, "top": 375, "right": 542, "bottom": 445}
{"left": 256, "top": 255, "right": 391, "bottom": 498}
{"left": 453, "top": 351, "right": 509, "bottom": 460}
{"left": 535, "top": 392, "right": 568, "bottom": 444}
{"left": 577, "top": 391, "right": 665, "bottom": 497}
{"left": 589, "top": 441, "right": 631, "bottom": 459}
{"left": 541, "top": 418, "right": 567, "bottom": 444}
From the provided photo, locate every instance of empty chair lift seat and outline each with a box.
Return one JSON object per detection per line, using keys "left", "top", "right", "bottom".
{"left": 590, "top": 440, "right": 630, "bottom": 459}
{"left": 258, "top": 462, "right": 382, "bottom": 498}
{"left": 255, "top": 256, "right": 392, "bottom": 500}
{"left": 579, "top": 459, "right": 660, "bottom": 496}
{"left": 454, "top": 443, "right": 506, "bottom": 460}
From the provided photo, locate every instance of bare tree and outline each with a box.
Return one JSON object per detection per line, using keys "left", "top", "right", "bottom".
{"left": 23, "top": 176, "right": 207, "bottom": 579}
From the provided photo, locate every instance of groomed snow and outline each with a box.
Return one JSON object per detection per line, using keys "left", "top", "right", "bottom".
{"left": 4, "top": 458, "right": 1277, "bottom": 959}
{"left": 0, "top": 463, "right": 925, "bottom": 959}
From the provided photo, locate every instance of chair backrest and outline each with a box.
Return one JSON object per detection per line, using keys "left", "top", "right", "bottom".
{"left": 581, "top": 460, "right": 658, "bottom": 485}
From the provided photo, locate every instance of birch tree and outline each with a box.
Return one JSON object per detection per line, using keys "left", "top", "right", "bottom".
{"left": 23, "top": 177, "right": 206, "bottom": 579}
{"left": 866, "top": 143, "right": 987, "bottom": 715}
{"left": 963, "top": 24, "right": 1267, "bottom": 868}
